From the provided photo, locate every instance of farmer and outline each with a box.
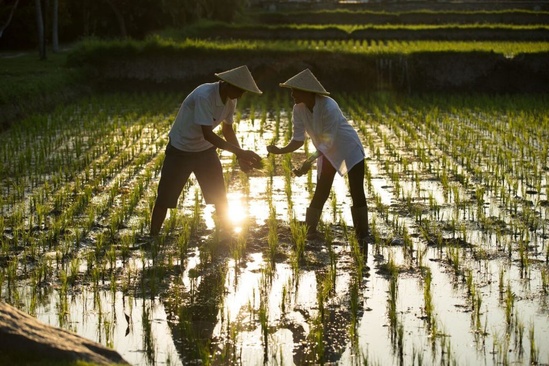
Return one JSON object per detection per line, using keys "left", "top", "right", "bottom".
{"left": 266, "top": 69, "right": 369, "bottom": 250}
{"left": 150, "top": 65, "right": 263, "bottom": 238}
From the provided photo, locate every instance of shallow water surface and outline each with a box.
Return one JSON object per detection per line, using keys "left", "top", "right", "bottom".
{"left": 1, "top": 93, "right": 548, "bottom": 365}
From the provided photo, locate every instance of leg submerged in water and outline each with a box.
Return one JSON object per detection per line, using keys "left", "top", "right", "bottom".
{"left": 351, "top": 205, "right": 369, "bottom": 249}
{"left": 150, "top": 203, "right": 168, "bottom": 237}
{"left": 305, "top": 206, "right": 323, "bottom": 240}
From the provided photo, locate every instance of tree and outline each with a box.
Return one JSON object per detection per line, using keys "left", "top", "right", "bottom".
{"left": 104, "top": 0, "right": 128, "bottom": 38}
{"left": 34, "top": 0, "right": 46, "bottom": 59}
{"left": 0, "top": 0, "right": 20, "bottom": 38}
{"left": 51, "top": 0, "right": 58, "bottom": 52}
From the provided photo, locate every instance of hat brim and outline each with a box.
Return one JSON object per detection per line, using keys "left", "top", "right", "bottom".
{"left": 279, "top": 83, "right": 330, "bottom": 96}
{"left": 215, "top": 74, "right": 263, "bottom": 95}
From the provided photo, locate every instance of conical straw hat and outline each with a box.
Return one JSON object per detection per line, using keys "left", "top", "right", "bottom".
{"left": 279, "top": 69, "right": 330, "bottom": 95}
{"left": 215, "top": 65, "right": 263, "bottom": 95}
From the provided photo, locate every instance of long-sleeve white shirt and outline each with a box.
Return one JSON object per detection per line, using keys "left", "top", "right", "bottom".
{"left": 291, "top": 95, "right": 365, "bottom": 176}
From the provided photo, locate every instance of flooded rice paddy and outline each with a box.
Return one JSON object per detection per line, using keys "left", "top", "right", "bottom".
{"left": 1, "top": 92, "right": 548, "bottom": 365}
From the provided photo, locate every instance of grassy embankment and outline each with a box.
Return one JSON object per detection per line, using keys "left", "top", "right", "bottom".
{"left": 0, "top": 50, "right": 87, "bottom": 131}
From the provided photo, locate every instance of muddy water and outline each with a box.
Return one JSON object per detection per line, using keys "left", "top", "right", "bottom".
{"left": 2, "top": 94, "right": 549, "bottom": 366}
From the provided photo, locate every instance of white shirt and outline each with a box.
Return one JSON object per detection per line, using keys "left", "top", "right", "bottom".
{"left": 168, "top": 82, "right": 236, "bottom": 152}
{"left": 292, "top": 95, "right": 364, "bottom": 176}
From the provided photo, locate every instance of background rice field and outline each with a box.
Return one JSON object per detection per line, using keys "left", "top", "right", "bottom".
{"left": 1, "top": 91, "right": 548, "bottom": 365}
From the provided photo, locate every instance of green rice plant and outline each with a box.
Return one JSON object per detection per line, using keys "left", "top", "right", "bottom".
{"left": 306, "top": 312, "right": 325, "bottom": 364}
{"left": 518, "top": 239, "right": 530, "bottom": 275}
{"left": 191, "top": 189, "right": 202, "bottom": 232}
{"left": 515, "top": 315, "right": 525, "bottom": 356}
{"left": 498, "top": 267, "right": 505, "bottom": 300}
{"left": 542, "top": 268, "right": 548, "bottom": 294}
{"left": 141, "top": 303, "right": 156, "bottom": 363}
{"left": 465, "top": 267, "right": 474, "bottom": 296}
{"left": 232, "top": 222, "right": 248, "bottom": 263}
{"left": 350, "top": 235, "right": 365, "bottom": 280}
{"left": 473, "top": 290, "right": 483, "bottom": 334}
{"left": 330, "top": 193, "right": 337, "bottom": 223}
{"left": 267, "top": 204, "right": 278, "bottom": 263}
{"left": 387, "top": 263, "right": 399, "bottom": 346}
{"left": 349, "top": 278, "right": 360, "bottom": 344}
{"left": 422, "top": 266, "right": 438, "bottom": 340}
{"left": 529, "top": 323, "right": 539, "bottom": 365}
{"left": 176, "top": 218, "right": 191, "bottom": 265}
{"left": 289, "top": 215, "right": 307, "bottom": 270}
{"left": 504, "top": 282, "right": 515, "bottom": 328}
{"left": 446, "top": 245, "right": 461, "bottom": 277}
{"left": 258, "top": 289, "right": 269, "bottom": 358}
{"left": 282, "top": 154, "right": 293, "bottom": 208}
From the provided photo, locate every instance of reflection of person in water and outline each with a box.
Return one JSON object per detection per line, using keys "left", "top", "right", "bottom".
{"left": 169, "top": 260, "right": 229, "bottom": 364}
{"left": 150, "top": 65, "right": 263, "bottom": 241}
{"left": 267, "top": 69, "right": 369, "bottom": 252}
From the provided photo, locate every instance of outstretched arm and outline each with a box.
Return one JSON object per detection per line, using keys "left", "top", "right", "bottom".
{"left": 201, "top": 123, "right": 262, "bottom": 171}
{"left": 293, "top": 149, "right": 321, "bottom": 176}
{"left": 266, "top": 139, "right": 304, "bottom": 154}
{"left": 201, "top": 124, "right": 241, "bottom": 154}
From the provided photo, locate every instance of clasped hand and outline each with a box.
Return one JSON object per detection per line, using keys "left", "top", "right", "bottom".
{"left": 267, "top": 144, "right": 312, "bottom": 176}
{"left": 237, "top": 150, "right": 263, "bottom": 172}
{"left": 293, "top": 161, "right": 312, "bottom": 177}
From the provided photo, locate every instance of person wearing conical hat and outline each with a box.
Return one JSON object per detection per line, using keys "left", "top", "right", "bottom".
{"left": 267, "top": 69, "right": 369, "bottom": 253}
{"left": 150, "top": 65, "right": 263, "bottom": 243}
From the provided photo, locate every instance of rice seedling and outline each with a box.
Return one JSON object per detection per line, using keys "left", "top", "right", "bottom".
{"left": 267, "top": 204, "right": 278, "bottom": 263}
{"left": 504, "top": 281, "right": 515, "bottom": 328}
{"left": 289, "top": 215, "right": 307, "bottom": 271}
{"left": 529, "top": 323, "right": 539, "bottom": 365}
{"left": 422, "top": 267, "right": 435, "bottom": 335}
{"left": 542, "top": 268, "right": 549, "bottom": 294}
{"left": 2, "top": 90, "right": 549, "bottom": 365}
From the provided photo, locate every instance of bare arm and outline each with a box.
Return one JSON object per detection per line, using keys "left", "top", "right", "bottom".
{"left": 201, "top": 124, "right": 262, "bottom": 170}
{"left": 266, "top": 139, "right": 304, "bottom": 154}
{"left": 220, "top": 122, "right": 242, "bottom": 153}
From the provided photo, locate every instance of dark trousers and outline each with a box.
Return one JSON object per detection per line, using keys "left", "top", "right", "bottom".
{"left": 309, "top": 157, "right": 366, "bottom": 210}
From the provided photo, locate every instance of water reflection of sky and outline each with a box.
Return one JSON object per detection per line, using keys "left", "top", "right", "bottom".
{"left": 32, "top": 289, "right": 183, "bottom": 366}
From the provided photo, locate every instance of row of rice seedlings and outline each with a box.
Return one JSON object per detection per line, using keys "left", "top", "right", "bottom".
{"left": 183, "top": 36, "right": 549, "bottom": 56}
{"left": 385, "top": 254, "right": 405, "bottom": 362}
{"left": 463, "top": 268, "right": 486, "bottom": 339}
{"left": 1, "top": 99, "right": 167, "bottom": 211}
{"left": 350, "top": 93, "right": 547, "bottom": 254}
{"left": 0, "top": 94, "right": 208, "bottom": 366}
{"left": 1, "top": 94, "right": 175, "bottom": 309}
{"left": 289, "top": 213, "right": 307, "bottom": 273}
{"left": 2, "top": 99, "right": 166, "bottom": 231}
{"left": 5, "top": 125, "right": 162, "bottom": 284}
{"left": 423, "top": 103, "right": 544, "bottom": 361}
{"left": 133, "top": 94, "right": 549, "bottom": 363}
{"left": 4, "top": 91, "right": 548, "bottom": 364}
{"left": 82, "top": 34, "right": 549, "bottom": 62}
{"left": 267, "top": 202, "right": 278, "bottom": 263}
{"left": 338, "top": 91, "right": 548, "bottom": 364}
{"left": 360, "top": 95, "right": 528, "bottom": 240}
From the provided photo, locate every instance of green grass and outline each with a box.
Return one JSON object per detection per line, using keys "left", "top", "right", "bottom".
{"left": 69, "top": 34, "right": 549, "bottom": 63}
{"left": 163, "top": 19, "right": 549, "bottom": 34}
{"left": 0, "top": 50, "right": 81, "bottom": 105}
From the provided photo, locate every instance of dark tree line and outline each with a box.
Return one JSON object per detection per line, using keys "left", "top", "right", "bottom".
{"left": 0, "top": 0, "right": 248, "bottom": 52}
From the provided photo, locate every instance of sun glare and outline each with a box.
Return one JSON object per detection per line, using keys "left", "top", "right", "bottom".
{"left": 227, "top": 193, "right": 248, "bottom": 226}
